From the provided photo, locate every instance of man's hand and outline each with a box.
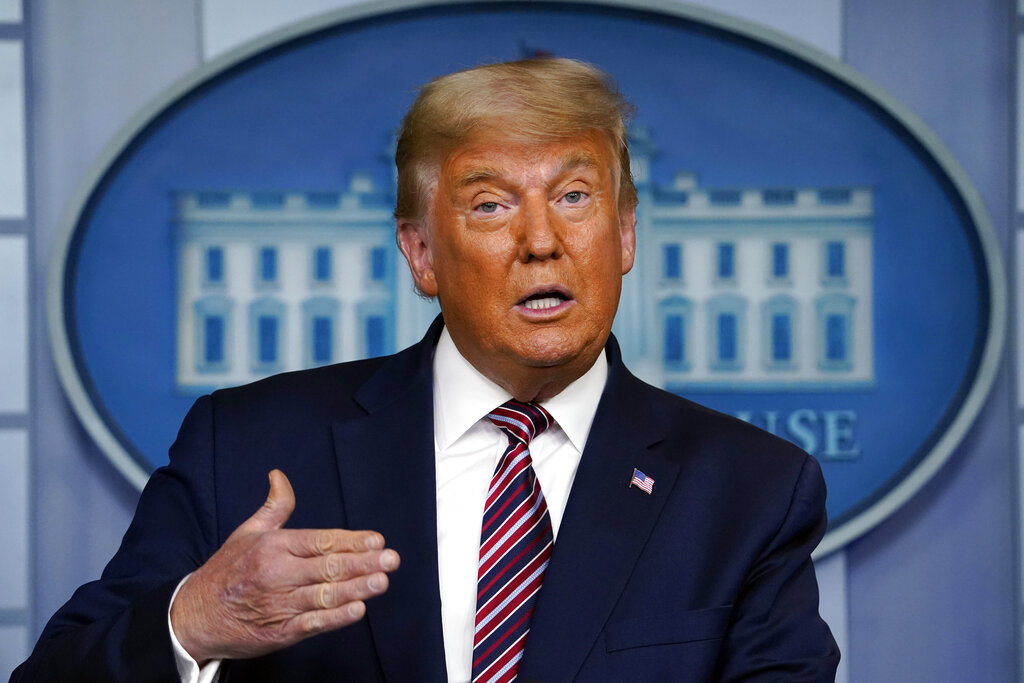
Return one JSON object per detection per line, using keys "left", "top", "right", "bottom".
{"left": 169, "top": 469, "right": 400, "bottom": 665}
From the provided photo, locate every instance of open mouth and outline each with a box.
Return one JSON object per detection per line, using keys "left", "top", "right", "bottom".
{"left": 518, "top": 289, "right": 572, "bottom": 311}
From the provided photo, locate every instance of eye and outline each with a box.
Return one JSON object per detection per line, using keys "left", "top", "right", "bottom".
{"left": 564, "top": 191, "right": 586, "bottom": 204}
{"left": 477, "top": 201, "right": 499, "bottom": 213}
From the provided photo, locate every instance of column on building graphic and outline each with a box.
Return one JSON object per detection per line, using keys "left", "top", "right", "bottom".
{"left": 174, "top": 173, "right": 436, "bottom": 392}
{"left": 617, "top": 128, "right": 875, "bottom": 391}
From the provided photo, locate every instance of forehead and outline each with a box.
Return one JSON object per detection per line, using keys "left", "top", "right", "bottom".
{"left": 438, "top": 130, "right": 616, "bottom": 189}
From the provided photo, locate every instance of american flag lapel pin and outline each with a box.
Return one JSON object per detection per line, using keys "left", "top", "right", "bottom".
{"left": 630, "top": 467, "right": 654, "bottom": 495}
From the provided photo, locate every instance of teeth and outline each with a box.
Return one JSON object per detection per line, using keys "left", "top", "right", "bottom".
{"left": 524, "top": 297, "right": 563, "bottom": 311}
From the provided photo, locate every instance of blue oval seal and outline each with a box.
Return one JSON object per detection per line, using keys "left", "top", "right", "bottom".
{"left": 48, "top": 0, "right": 1006, "bottom": 556}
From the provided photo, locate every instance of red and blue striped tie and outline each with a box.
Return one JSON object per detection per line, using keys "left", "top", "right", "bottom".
{"left": 472, "top": 400, "right": 555, "bottom": 683}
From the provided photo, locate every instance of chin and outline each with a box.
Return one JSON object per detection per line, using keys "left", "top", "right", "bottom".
{"left": 513, "top": 334, "right": 599, "bottom": 371}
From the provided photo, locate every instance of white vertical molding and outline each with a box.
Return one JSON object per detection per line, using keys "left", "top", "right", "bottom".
{"left": 5, "top": 1, "right": 28, "bottom": 678}
{"left": 0, "top": 430, "right": 27, "bottom": 610}
{"left": 1018, "top": 36, "right": 1024, "bottom": 215}
{"left": 1018, "top": 230, "right": 1024, "bottom": 408}
{"left": 0, "top": 236, "right": 27, "bottom": 413}
{"left": 815, "top": 551, "right": 849, "bottom": 683}
{"left": 0, "top": 626, "right": 28, "bottom": 681}
{"left": 0, "top": 41, "right": 26, "bottom": 218}
{"left": 0, "top": 429, "right": 28, "bottom": 679}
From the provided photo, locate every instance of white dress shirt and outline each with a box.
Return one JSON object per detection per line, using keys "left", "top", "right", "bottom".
{"left": 433, "top": 328, "right": 607, "bottom": 682}
{"left": 172, "top": 326, "right": 608, "bottom": 683}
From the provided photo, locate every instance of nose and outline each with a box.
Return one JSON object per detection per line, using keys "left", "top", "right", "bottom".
{"left": 514, "top": 196, "right": 563, "bottom": 262}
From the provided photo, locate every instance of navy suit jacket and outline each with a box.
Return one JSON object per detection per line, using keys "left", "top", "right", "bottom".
{"left": 15, "top": 318, "right": 838, "bottom": 681}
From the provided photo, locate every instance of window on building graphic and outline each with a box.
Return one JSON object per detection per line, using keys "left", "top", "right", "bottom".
{"left": 825, "top": 241, "right": 845, "bottom": 280}
{"left": 196, "top": 191, "right": 230, "bottom": 208}
{"left": 312, "top": 316, "right": 332, "bottom": 364}
{"left": 249, "top": 298, "right": 285, "bottom": 372}
{"left": 306, "top": 191, "right": 340, "bottom": 209}
{"left": 664, "top": 315, "right": 684, "bottom": 365}
{"left": 370, "top": 246, "right": 388, "bottom": 282}
{"left": 761, "top": 296, "right": 797, "bottom": 370}
{"left": 358, "top": 300, "right": 394, "bottom": 359}
{"left": 772, "top": 314, "right": 792, "bottom": 362}
{"left": 826, "top": 314, "right": 846, "bottom": 361}
{"left": 204, "top": 316, "right": 225, "bottom": 364}
{"left": 258, "top": 316, "right": 278, "bottom": 364}
{"left": 662, "top": 244, "right": 682, "bottom": 280}
{"left": 659, "top": 297, "right": 692, "bottom": 372}
{"left": 194, "top": 296, "right": 232, "bottom": 373}
{"left": 717, "top": 243, "right": 735, "bottom": 280}
{"left": 252, "top": 192, "right": 285, "bottom": 209}
{"left": 366, "top": 316, "right": 386, "bottom": 358}
{"left": 718, "top": 314, "right": 737, "bottom": 362}
{"left": 313, "top": 247, "right": 331, "bottom": 282}
{"left": 302, "top": 297, "right": 339, "bottom": 367}
{"left": 771, "top": 243, "right": 789, "bottom": 280}
{"left": 259, "top": 247, "right": 278, "bottom": 283}
{"left": 709, "top": 189, "right": 742, "bottom": 206}
{"left": 205, "top": 247, "right": 224, "bottom": 284}
{"left": 708, "top": 295, "right": 745, "bottom": 371}
{"left": 763, "top": 189, "right": 796, "bottom": 205}
{"left": 819, "top": 188, "right": 852, "bottom": 205}
{"left": 816, "top": 294, "right": 855, "bottom": 371}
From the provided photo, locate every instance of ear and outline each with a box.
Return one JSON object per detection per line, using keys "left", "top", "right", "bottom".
{"left": 396, "top": 218, "right": 438, "bottom": 296}
{"left": 619, "top": 203, "right": 637, "bottom": 275}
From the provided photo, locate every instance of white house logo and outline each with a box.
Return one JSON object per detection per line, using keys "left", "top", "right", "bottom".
{"left": 174, "top": 127, "right": 874, "bottom": 397}
{"left": 48, "top": 0, "right": 1005, "bottom": 557}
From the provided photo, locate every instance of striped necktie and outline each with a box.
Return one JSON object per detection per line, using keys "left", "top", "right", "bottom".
{"left": 472, "top": 400, "right": 555, "bottom": 683}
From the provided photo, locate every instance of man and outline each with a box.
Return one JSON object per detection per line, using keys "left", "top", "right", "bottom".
{"left": 15, "top": 58, "right": 838, "bottom": 681}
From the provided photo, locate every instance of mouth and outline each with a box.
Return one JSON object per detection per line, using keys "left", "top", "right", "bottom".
{"left": 516, "top": 286, "right": 574, "bottom": 315}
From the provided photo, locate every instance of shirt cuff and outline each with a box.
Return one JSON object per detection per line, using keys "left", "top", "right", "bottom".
{"left": 168, "top": 573, "right": 223, "bottom": 683}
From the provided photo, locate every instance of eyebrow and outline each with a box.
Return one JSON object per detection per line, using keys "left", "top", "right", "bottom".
{"left": 453, "top": 150, "right": 602, "bottom": 190}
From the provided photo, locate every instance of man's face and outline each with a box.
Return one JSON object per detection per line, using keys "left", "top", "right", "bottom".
{"left": 397, "top": 130, "right": 636, "bottom": 399}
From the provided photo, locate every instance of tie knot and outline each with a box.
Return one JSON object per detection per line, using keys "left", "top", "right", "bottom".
{"left": 487, "top": 400, "right": 553, "bottom": 446}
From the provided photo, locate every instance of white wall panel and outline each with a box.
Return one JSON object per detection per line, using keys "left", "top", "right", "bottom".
{"left": 201, "top": 0, "right": 842, "bottom": 61}
{"left": 0, "top": 626, "right": 28, "bottom": 681}
{"left": 0, "top": 430, "right": 28, "bottom": 610}
{"left": 0, "top": 0, "right": 20, "bottom": 23}
{"left": 0, "top": 41, "right": 25, "bottom": 218}
{"left": 815, "top": 551, "right": 849, "bottom": 683}
{"left": 0, "top": 236, "right": 26, "bottom": 413}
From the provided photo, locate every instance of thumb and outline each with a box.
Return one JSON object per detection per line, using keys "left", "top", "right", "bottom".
{"left": 241, "top": 469, "right": 295, "bottom": 533}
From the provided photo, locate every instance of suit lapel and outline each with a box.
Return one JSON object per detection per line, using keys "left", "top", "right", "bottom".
{"left": 519, "top": 340, "right": 682, "bottom": 682}
{"left": 332, "top": 319, "right": 447, "bottom": 683}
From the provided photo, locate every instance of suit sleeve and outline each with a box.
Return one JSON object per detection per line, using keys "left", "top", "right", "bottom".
{"left": 11, "top": 396, "right": 221, "bottom": 683}
{"left": 715, "top": 454, "right": 841, "bottom": 682}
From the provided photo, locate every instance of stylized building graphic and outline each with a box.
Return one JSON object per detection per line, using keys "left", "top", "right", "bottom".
{"left": 174, "top": 174, "right": 438, "bottom": 392}
{"left": 616, "top": 128, "right": 875, "bottom": 391}
{"left": 174, "top": 128, "right": 874, "bottom": 393}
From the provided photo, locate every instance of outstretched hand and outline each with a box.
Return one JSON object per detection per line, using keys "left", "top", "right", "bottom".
{"left": 169, "top": 469, "right": 400, "bottom": 665}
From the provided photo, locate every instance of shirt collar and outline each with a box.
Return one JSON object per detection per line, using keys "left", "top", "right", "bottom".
{"left": 432, "top": 326, "right": 608, "bottom": 452}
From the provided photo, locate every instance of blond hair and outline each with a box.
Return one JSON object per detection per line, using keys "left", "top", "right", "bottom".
{"left": 394, "top": 58, "right": 636, "bottom": 219}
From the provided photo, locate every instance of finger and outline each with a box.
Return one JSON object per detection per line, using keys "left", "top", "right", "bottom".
{"left": 239, "top": 469, "right": 296, "bottom": 534}
{"left": 286, "top": 548, "right": 400, "bottom": 588}
{"left": 285, "top": 528, "right": 386, "bottom": 558}
{"left": 293, "top": 571, "right": 391, "bottom": 614}
{"left": 295, "top": 600, "right": 369, "bottom": 639}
